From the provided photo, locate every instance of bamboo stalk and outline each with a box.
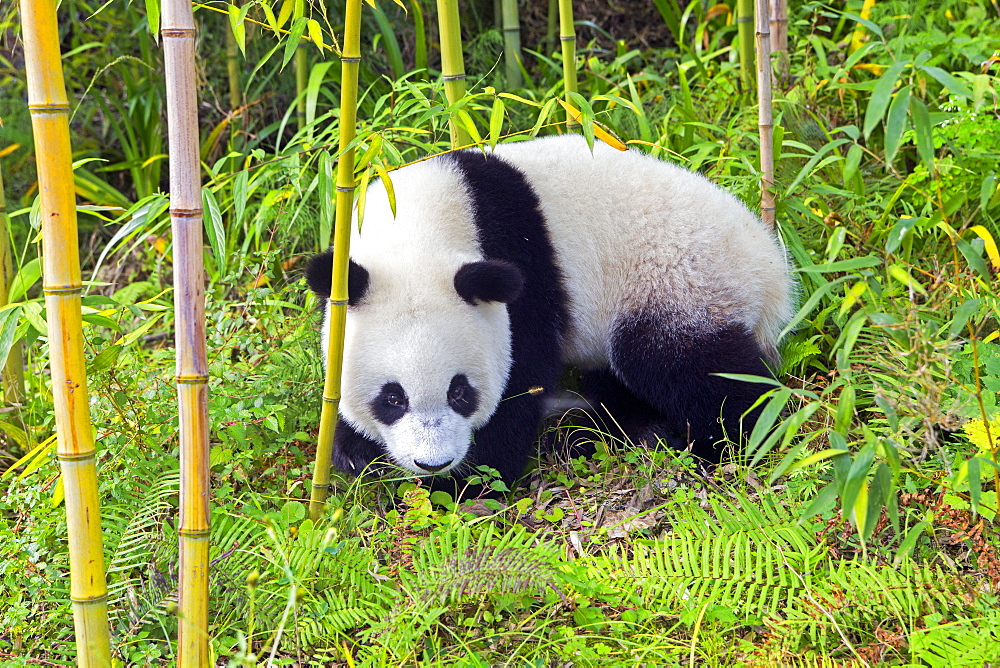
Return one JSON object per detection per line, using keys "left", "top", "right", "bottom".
{"left": 20, "top": 1, "right": 111, "bottom": 665}
{"left": 557, "top": 0, "right": 577, "bottom": 129}
{"left": 501, "top": 0, "right": 522, "bottom": 88}
{"left": 295, "top": 0, "right": 307, "bottom": 132}
{"left": 849, "top": 0, "right": 877, "bottom": 53}
{"left": 0, "top": 166, "right": 25, "bottom": 405}
{"left": 436, "top": 0, "right": 471, "bottom": 147}
{"left": 769, "top": 0, "right": 788, "bottom": 80}
{"left": 161, "top": 0, "right": 211, "bottom": 664}
{"left": 755, "top": 0, "right": 775, "bottom": 228}
{"left": 545, "top": 0, "right": 557, "bottom": 51}
{"left": 309, "top": 0, "right": 363, "bottom": 520}
{"left": 737, "top": 0, "right": 755, "bottom": 92}
{"left": 225, "top": 21, "right": 242, "bottom": 111}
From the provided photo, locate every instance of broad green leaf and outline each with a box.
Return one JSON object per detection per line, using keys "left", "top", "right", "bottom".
{"left": 145, "top": 0, "right": 160, "bottom": 36}
{"left": 863, "top": 462, "right": 891, "bottom": 540}
{"left": 202, "top": 188, "right": 226, "bottom": 275}
{"left": 887, "top": 264, "right": 926, "bottom": 295}
{"left": 918, "top": 64, "right": 973, "bottom": 99}
{"left": 233, "top": 170, "right": 248, "bottom": 230}
{"left": 228, "top": 4, "right": 247, "bottom": 57}
{"left": 840, "top": 438, "right": 877, "bottom": 518}
{"left": 910, "top": 97, "right": 934, "bottom": 171}
{"left": 354, "top": 134, "right": 383, "bottom": 173}
{"left": 842, "top": 143, "right": 862, "bottom": 185}
{"left": 276, "top": 0, "right": 294, "bottom": 29}
{"left": 305, "top": 61, "right": 335, "bottom": 127}
{"left": 969, "top": 225, "right": 1000, "bottom": 270}
{"left": 355, "top": 167, "right": 372, "bottom": 232}
{"left": 980, "top": 175, "right": 998, "bottom": 212}
{"left": 261, "top": 1, "right": 280, "bottom": 34}
{"left": 88, "top": 344, "right": 122, "bottom": 373}
{"left": 884, "top": 84, "right": 911, "bottom": 163}
{"left": 893, "top": 519, "right": 930, "bottom": 564}
{"left": 0, "top": 305, "right": 22, "bottom": 373}
{"left": 885, "top": 216, "right": 918, "bottom": 254}
{"left": 113, "top": 313, "right": 162, "bottom": 347}
{"left": 318, "top": 151, "right": 333, "bottom": 248}
{"left": 796, "top": 256, "right": 882, "bottom": 273}
{"left": 863, "top": 60, "right": 907, "bottom": 139}
{"left": 374, "top": 162, "right": 395, "bottom": 218}
{"left": 8, "top": 258, "right": 40, "bottom": 303}
{"left": 799, "top": 481, "right": 839, "bottom": 523}
{"left": 968, "top": 456, "right": 982, "bottom": 515}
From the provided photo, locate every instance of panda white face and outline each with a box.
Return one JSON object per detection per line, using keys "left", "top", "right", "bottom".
{"left": 339, "top": 281, "right": 517, "bottom": 476}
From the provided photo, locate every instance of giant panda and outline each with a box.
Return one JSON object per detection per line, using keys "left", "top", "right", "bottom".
{"left": 305, "top": 134, "right": 794, "bottom": 492}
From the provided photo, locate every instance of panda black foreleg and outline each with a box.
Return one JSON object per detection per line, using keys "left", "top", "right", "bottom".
{"left": 332, "top": 418, "right": 389, "bottom": 476}
{"left": 464, "top": 393, "right": 547, "bottom": 495}
{"left": 607, "top": 311, "right": 774, "bottom": 463}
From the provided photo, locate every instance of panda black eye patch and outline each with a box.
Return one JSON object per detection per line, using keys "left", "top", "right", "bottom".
{"left": 447, "top": 374, "right": 478, "bottom": 417}
{"left": 371, "top": 382, "right": 408, "bottom": 425}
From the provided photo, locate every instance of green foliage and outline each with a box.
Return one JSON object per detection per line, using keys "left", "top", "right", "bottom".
{"left": 3, "top": 0, "right": 1000, "bottom": 664}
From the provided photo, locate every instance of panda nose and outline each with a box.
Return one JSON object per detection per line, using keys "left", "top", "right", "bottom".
{"left": 414, "top": 458, "right": 453, "bottom": 473}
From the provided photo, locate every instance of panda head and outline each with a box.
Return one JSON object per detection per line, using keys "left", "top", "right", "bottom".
{"left": 306, "top": 251, "right": 523, "bottom": 477}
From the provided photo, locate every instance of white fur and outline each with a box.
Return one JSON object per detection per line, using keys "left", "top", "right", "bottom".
{"left": 337, "top": 160, "right": 512, "bottom": 474}
{"left": 331, "top": 136, "right": 794, "bottom": 475}
{"left": 490, "top": 136, "right": 793, "bottom": 365}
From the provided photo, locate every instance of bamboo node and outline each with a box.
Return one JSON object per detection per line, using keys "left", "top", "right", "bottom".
{"left": 70, "top": 593, "right": 109, "bottom": 604}
{"left": 176, "top": 375, "right": 209, "bottom": 385}
{"left": 335, "top": 186, "right": 356, "bottom": 193}
{"left": 170, "top": 208, "right": 202, "bottom": 219}
{"left": 328, "top": 298, "right": 350, "bottom": 306}
{"left": 736, "top": 16, "right": 753, "bottom": 23}
{"left": 57, "top": 451, "right": 97, "bottom": 462}
{"left": 322, "top": 396, "right": 341, "bottom": 404}
{"left": 43, "top": 285, "right": 83, "bottom": 296}
{"left": 161, "top": 28, "right": 195, "bottom": 37}
{"left": 178, "top": 528, "right": 211, "bottom": 537}
{"left": 27, "top": 104, "right": 70, "bottom": 114}
{"left": 441, "top": 74, "right": 467, "bottom": 81}
{"left": 559, "top": 35, "right": 576, "bottom": 41}
{"left": 341, "top": 56, "right": 361, "bottom": 63}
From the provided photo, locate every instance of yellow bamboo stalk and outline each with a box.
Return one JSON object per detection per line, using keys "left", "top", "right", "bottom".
{"left": 737, "top": 0, "right": 755, "bottom": 91}
{"left": 756, "top": 0, "right": 775, "bottom": 228}
{"left": 0, "top": 166, "right": 25, "bottom": 405}
{"left": 849, "top": 0, "right": 877, "bottom": 53}
{"left": 501, "top": 0, "right": 522, "bottom": 88}
{"left": 436, "top": 0, "right": 471, "bottom": 147}
{"left": 557, "top": 0, "right": 577, "bottom": 128}
{"left": 309, "top": 0, "right": 363, "bottom": 520}
{"left": 162, "top": 0, "right": 211, "bottom": 664}
{"left": 20, "top": 1, "right": 111, "bottom": 665}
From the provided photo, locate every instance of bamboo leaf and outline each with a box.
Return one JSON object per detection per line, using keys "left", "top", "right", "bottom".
{"left": 968, "top": 225, "right": 1000, "bottom": 270}
{"left": 0, "top": 305, "right": 22, "bottom": 372}
{"left": 8, "top": 258, "right": 41, "bottom": 303}
{"left": 202, "top": 188, "right": 226, "bottom": 275}
{"left": 917, "top": 64, "right": 973, "bottom": 99}
{"left": 283, "top": 18, "right": 308, "bottom": 69}
{"left": 863, "top": 60, "right": 907, "bottom": 139}
{"left": 88, "top": 344, "right": 122, "bottom": 373}
{"left": 233, "top": 170, "right": 248, "bottom": 230}
{"left": 910, "top": 97, "right": 934, "bottom": 171}
{"left": 885, "top": 216, "right": 918, "bottom": 254}
{"left": 276, "top": 0, "right": 294, "bottom": 29}
{"left": 355, "top": 167, "right": 372, "bottom": 232}
{"left": 887, "top": 264, "right": 927, "bottom": 295}
{"left": 841, "top": 439, "right": 877, "bottom": 517}
{"left": 306, "top": 19, "right": 325, "bottom": 53}
{"left": 796, "top": 256, "right": 882, "bottom": 273}
{"left": 228, "top": 4, "right": 246, "bottom": 57}
{"left": 318, "top": 151, "right": 333, "bottom": 248}
{"left": 884, "top": 84, "right": 911, "bottom": 163}
{"left": 893, "top": 520, "right": 930, "bottom": 564}
{"left": 306, "top": 62, "right": 335, "bottom": 126}
{"left": 489, "top": 97, "right": 505, "bottom": 148}
{"left": 374, "top": 162, "right": 396, "bottom": 218}
{"left": 800, "top": 481, "right": 839, "bottom": 523}
{"left": 863, "top": 462, "right": 891, "bottom": 540}
{"left": 113, "top": 313, "right": 163, "bottom": 347}
{"left": 145, "top": 0, "right": 161, "bottom": 36}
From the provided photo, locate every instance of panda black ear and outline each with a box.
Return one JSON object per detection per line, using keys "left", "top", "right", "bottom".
{"left": 454, "top": 260, "right": 524, "bottom": 305}
{"left": 305, "top": 252, "right": 370, "bottom": 306}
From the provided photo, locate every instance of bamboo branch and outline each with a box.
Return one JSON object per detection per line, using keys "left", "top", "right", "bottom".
{"left": 294, "top": 0, "right": 308, "bottom": 132}
{"left": 436, "top": 0, "right": 471, "bottom": 147}
{"left": 755, "top": 0, "right": 776, "bottom": 228}
{"left": 20, "top": 0, "right": 111, "bottom": 664}
{"left": 557, "top": 0, "right": 577, "bottom": 129}
{"left": 769, "top": 0, "right": 788, "bottom": 80}
{"left": 161, "top": 0, "right": 211, "bottom": 664}
{"left": 310, "top": 0, "right": 363, "bottom": 520}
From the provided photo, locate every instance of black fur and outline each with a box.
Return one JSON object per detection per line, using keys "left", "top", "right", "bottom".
{"left": 448, "top": 374, "right": 479, "bottom": 417}
{"left": 370, "top": 382, "right": 408, "bottom": 426}
{"left": 304, "top": 251, "right": 369, "bottom": 306}
{"left": 605, "top": 311, "right": 772, "bottom": 462}
{"left": 454, "top": 260, "right": 524, "bottom": 305}
{"left": 445, "top": 150, "right": 570, "bottom": 488}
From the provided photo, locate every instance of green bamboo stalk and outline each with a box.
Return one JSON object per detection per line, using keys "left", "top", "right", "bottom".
{"left": 225, "top": 20, "right": 243, "bottom": 111}
{"left": 436, "top": 0, "right": 471, "bottom": 147}
{"left": 0, "top": 166, "right": 25, "bottom": 405}
{"left": 21, "top": 1, "right": 111, "bottom": 665}
{"left": 545, "top": 0, "right": 557, "bottom": 51}
{"left": 295, "top": 0, "right": 308, "bottom": 132}
{"left": 737, "top": 0, "right": 755, "bottom": 92}
{"left": 410, "top": 0, "right": 427, "bottom": 73}
{"left": 756, "top": 0, "right": 775, "bottom": 228}
{"left": 557, "top": 0, "right": 577, "bottom": 128}
{"left": 161, "top": 0, "right": 211, "bottom": 664}
{"left": 309, "top": 0, "right": 363, "bottom": 520}
{"left": 501, "top": 0, "right": 522, "bottom": 88}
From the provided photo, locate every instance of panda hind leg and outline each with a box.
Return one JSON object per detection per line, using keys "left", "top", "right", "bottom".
{"left": 606, "top": 310, "right": 774, "bottom": 463}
